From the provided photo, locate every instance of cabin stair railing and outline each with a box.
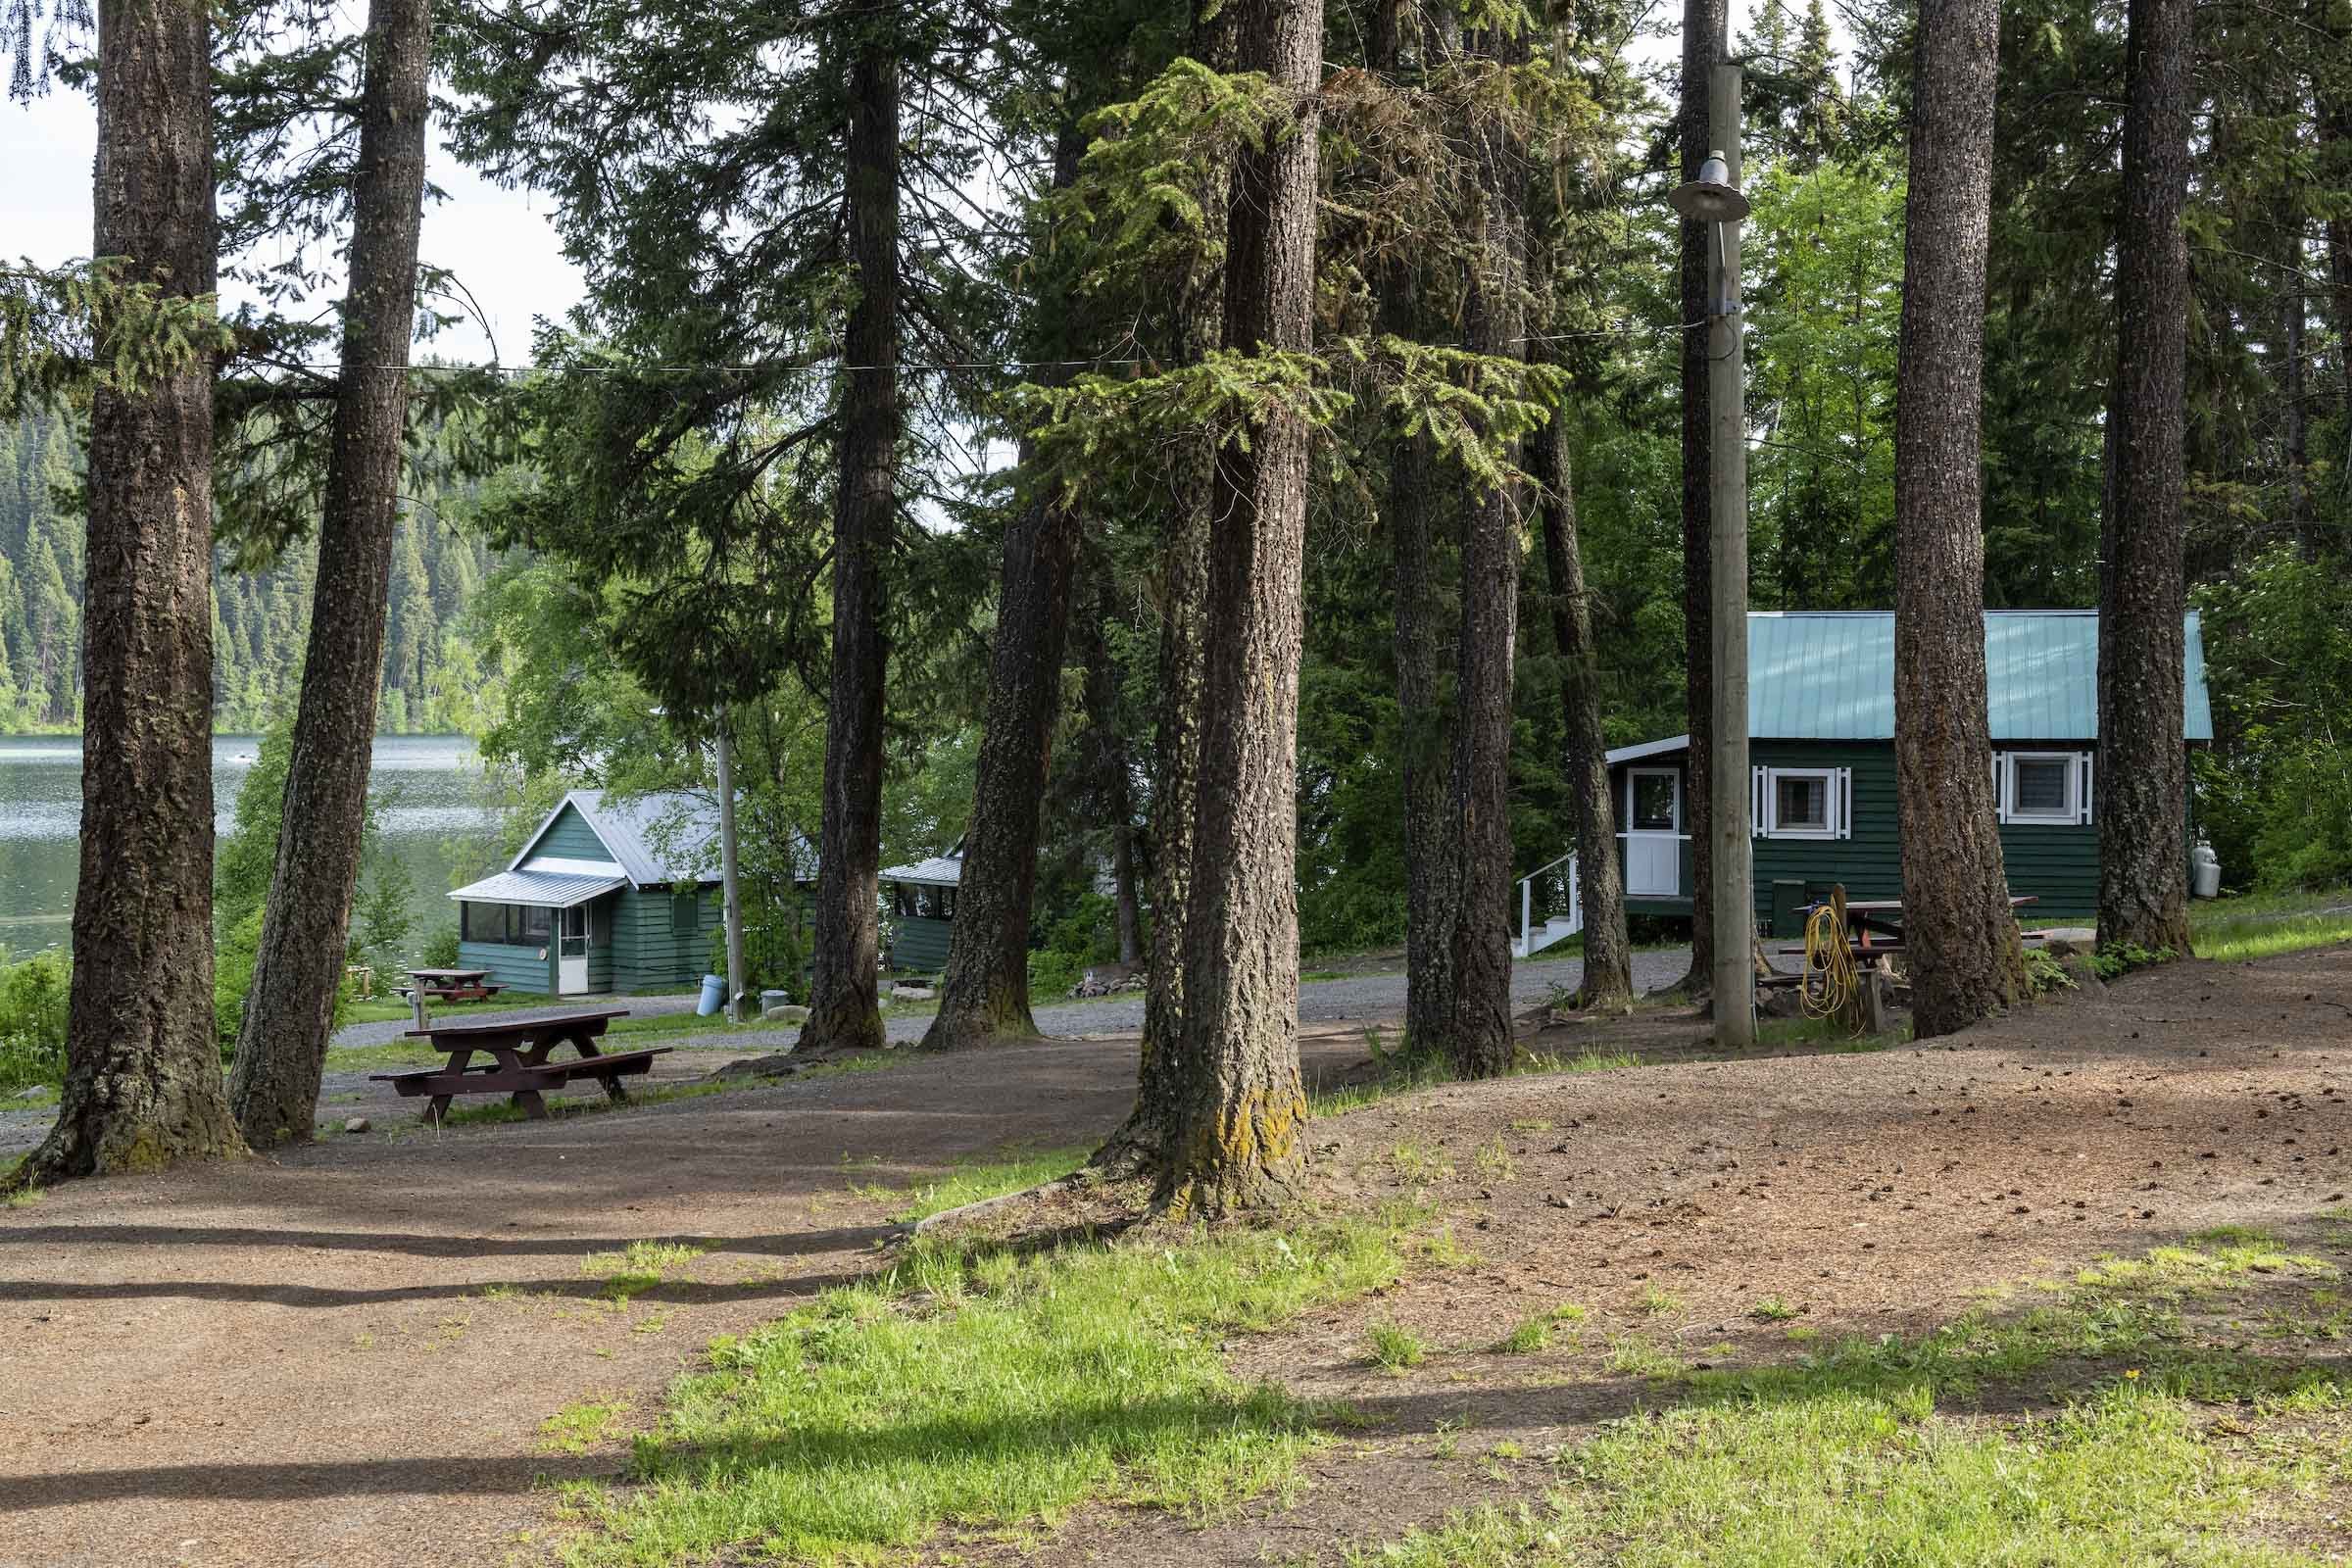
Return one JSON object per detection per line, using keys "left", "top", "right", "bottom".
{"left": 1513, "top": 852, "right": 1582, "bottom": 960}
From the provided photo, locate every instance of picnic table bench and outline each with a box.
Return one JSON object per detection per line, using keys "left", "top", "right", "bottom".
{"left": 370, "top": 1008, "right": 669, "bottom": 1126}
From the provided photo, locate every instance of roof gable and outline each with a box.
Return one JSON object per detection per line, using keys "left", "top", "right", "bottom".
{"left": 509, "top": 789, "right": 722, "bottom": 888}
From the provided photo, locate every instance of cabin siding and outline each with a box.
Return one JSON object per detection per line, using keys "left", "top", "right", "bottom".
{"left": 609, "top": 884, "right": 719, "bottom": 991}
{"left": 457, "top": 940, "right": 554, "bottom": 994}
{"left": 1611, "top": 739, "right": 2114, "bottom": 931}
{"left": 890, "top": 915, "right": 952, "bottom": 973}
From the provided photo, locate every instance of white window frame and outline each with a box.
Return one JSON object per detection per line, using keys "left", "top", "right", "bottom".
{"left": 1625, "top": 766, "right": 1683, "bottom": 834}
{"left": 1751, "top": 764, "right": 1851, "bottom": 840}
{"left": 1994, "top": 751, "right": 2093, "bottom": 826}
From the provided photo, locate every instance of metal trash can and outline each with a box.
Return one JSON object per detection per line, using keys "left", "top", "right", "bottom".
{"left": 697, "top": 973, "right": 726, "bottom": 1015}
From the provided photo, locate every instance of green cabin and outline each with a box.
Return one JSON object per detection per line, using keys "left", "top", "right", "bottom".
{"left": 448, "top": 790, "right": 724, "bottom": 997}
{"left": 1518, "top": 611, "right": 2214, "bottom": 956}
{"left": 882, "top": 845, "right": 963, "bottom": 974}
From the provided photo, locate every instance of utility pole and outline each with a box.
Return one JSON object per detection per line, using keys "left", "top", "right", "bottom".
{"left": 714, "top": 719, "right": 750, "bottom": 1022}
{"left": 1704, "top": 60, "right": 1754, "bottom": 1049}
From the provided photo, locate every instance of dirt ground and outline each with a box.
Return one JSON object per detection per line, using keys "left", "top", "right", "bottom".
{"left": 4, "top": 946, "right": 2349, "bottom": 1568}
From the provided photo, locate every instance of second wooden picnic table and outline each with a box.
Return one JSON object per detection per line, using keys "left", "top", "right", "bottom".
{"left": 371, "top": 1008, "right": 670, "bottom": 1126}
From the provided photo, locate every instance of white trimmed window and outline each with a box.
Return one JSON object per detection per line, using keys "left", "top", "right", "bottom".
{"left": 1752, "top": 765, "right": 1851, "bottom": 840}
{"left": 1993, "top": 751, "right": 2093, "bottom": 825}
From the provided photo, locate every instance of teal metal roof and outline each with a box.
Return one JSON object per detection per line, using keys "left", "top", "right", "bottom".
{"left": 1745, "top": 612, "right": 2211, "bottom": 742}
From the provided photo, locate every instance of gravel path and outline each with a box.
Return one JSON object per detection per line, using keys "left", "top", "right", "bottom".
{"left": 325, "top": 947, "right": 1695, "bottom": 1053}
{"left": 0, "top": 950, "right": 1698, "bottom": 1156}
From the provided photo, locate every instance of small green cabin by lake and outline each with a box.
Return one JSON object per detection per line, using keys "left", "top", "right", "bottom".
{"left": 1593, "top": 611, "right": 2212, "bottom": 939}
{"left": 448, "top": 790, "right": 723, "bottom": 997}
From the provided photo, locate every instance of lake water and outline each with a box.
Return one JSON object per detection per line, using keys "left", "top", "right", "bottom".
{"left": 0, "top": 733, "right": 497, "bottom": 956}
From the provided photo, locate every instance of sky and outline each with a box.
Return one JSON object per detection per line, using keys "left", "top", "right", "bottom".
{"left": 3, "top": 1, "right": 1814, "bottom": 372}
{"left": 4, "top": 76, "right": 580, "bottom": 367}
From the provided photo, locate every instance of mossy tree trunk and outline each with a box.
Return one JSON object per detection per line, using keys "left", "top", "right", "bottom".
{"left": 1891, "top": 0, "right": 2030, "bottom": 1037}
{"left": 802, "top": 47, "right": 899, "bottom": 1056}
{"left": 15, "top": 0, "right": 248, "bottom": 1188}
{"left": 2097, "top": 0, "right": 2195, "bottom": 956}
{"left": 229, "top": 0, "right": 432, "bottom": 1148}
{"left": 1152, "top": 0, "right": 1321, "bottom": 1218}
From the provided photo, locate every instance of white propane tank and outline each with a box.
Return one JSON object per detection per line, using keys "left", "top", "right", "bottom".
{"left": 2189, "top": 841, "right": 2222, "bottom": 899}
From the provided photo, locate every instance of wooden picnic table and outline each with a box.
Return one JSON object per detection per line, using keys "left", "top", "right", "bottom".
{"left": 369, "top": 1008, "right": 669, "bottom": 1126}
{"left": 399, "top": 967, "right": 505, "bottom": 1004}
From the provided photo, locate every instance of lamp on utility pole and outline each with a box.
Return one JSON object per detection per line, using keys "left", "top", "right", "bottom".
{"left": 1668, "top": 60, "right": 1753, "bottom": 1051}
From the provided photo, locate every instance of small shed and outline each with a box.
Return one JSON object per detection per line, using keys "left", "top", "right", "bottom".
{"left": 1597, "top": 610, "right": 2213, "bottom": 933}
{"left": 882, "top": 844, "right": 964, "bottom": 973}
{"left": 448, "top": 790, "right": 723, "bottom": 997}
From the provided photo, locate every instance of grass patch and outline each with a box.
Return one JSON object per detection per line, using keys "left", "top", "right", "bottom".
{"left": 1368, "top": 1318, "right": 1428, "bottom": 1371}
{"left": 564, "top": 1210, "right": 1428, "bottom": 1565}
{"left": 541, "top": 1398, "right": 633, "bottom": 1456}
{"left": 341, "top": 991, "right": 555, "bottom": 1024}
{"left": 2192, "top": 888, "right": 2352, "bottom": 963}
{"left": 1494, "top": 1303, "right": 1587, "bottom": 1354}
{"left": 1748, "top": 1295, "right": 1800, "bottom": 1323}
{"left": 847, "top": 1146, "right": 1090, "bottom": 1223}
{"left": 582, "top": 1239, "right": 712, "bottom": 1303}
{"left": 1346, "top": 1239, "right": 2349, "bottom": 1566}
{"left": 5, "top": 1184, "right": 43, "bottom": 1208}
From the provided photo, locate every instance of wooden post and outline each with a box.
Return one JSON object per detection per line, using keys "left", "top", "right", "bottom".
{"left": 1707, "top": 57, "right": 1754, "bottom": 1051}
{"left": 715, "top": 719, "right": 751, "bottom": 1022}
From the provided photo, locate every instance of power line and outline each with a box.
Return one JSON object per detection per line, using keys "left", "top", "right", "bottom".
{"left": 242, "top": 319, "right": 1712, "bottom": 379}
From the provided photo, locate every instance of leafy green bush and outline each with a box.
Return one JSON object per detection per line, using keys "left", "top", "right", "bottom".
{"left": 419, "top": 924, "right": 462, "bottom": 970}
{"left": 214, "top": 907, "right": 267, "bottom": 1058}
{"left": 0, "top": 947, "right": 71, "bottom": 1091}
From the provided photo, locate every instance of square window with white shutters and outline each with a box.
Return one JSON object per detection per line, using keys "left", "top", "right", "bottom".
{"left": 1777, "top": 774, "right": 1827, "bottom": 832}
{"left": 1752, "top": 765, "right": 1852, "bottom": 840}
{"left": 1994, "top": 752, "right": 2093, "bottom": 825}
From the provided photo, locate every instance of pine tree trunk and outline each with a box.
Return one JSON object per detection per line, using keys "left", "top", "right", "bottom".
{"left": 1891, "top": 0, "right": 2029, "bottom": 1039}
{"left": 1079, "top": 582, "right": 1143, "bottom": 967}
{"left": 925, "top": 127, "right": 1085, "bottom": 1051}
{"left": 802, "top": 47, "right": 899, "bottom": 1055}
{"left": 919, "top": 478, "right": 1075, "bottom": 1049}
{"left": 1096, "top": 0, "right": 1236, "bottom": 1178}
{"left": 1445, "top": 20, "right": 1528, "bottom": 1081}
{"left": 1154, "top": 0, "right": 1321, "bottom": 1218}
{"left": 1672, "top": 0, "right": 1727, "bottom": 999}
{"left": 2097, "top": 0, "right": 2194, "bottom": 956}
{"left": 1531, "top": 413, "right": 1633, "bottom": 1008}
{"left": 1375, "top": 0, "right": 1456, "bottom": 1064}
{"left": 228, "top": 0, "right": 432, "bottom": 1148}
{"left": 1391, "top": 419, "right": 1455, "bottom": 1059}
{"left": 14, "top": 0, "right": 247, "bottom": 1188}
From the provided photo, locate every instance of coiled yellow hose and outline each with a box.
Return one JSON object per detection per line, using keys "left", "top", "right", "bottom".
{"left": 1801, "top": 901, "right": 1861, "bottom": 1024}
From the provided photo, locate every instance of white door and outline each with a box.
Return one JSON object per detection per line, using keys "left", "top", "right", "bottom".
{"left": 1623, "top": 768, "right": 1683, "bottom": 897}
{"left": 559, "top": 905, "right": 590, "bottom": 994}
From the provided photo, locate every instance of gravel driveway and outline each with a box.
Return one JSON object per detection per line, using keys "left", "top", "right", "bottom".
{"left": 0, "top": 949, "right": 1697, "bottom": 1156}
{"left": 328, "top": 947, "right": 1695, "bottom": 1054}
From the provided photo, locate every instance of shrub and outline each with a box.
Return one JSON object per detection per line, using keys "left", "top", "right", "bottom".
{"left": 0, "top": 947, "right": 71, "bottom": 1091}
{"left": 419, "top": 924, "right": 462, "bottom": 970}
